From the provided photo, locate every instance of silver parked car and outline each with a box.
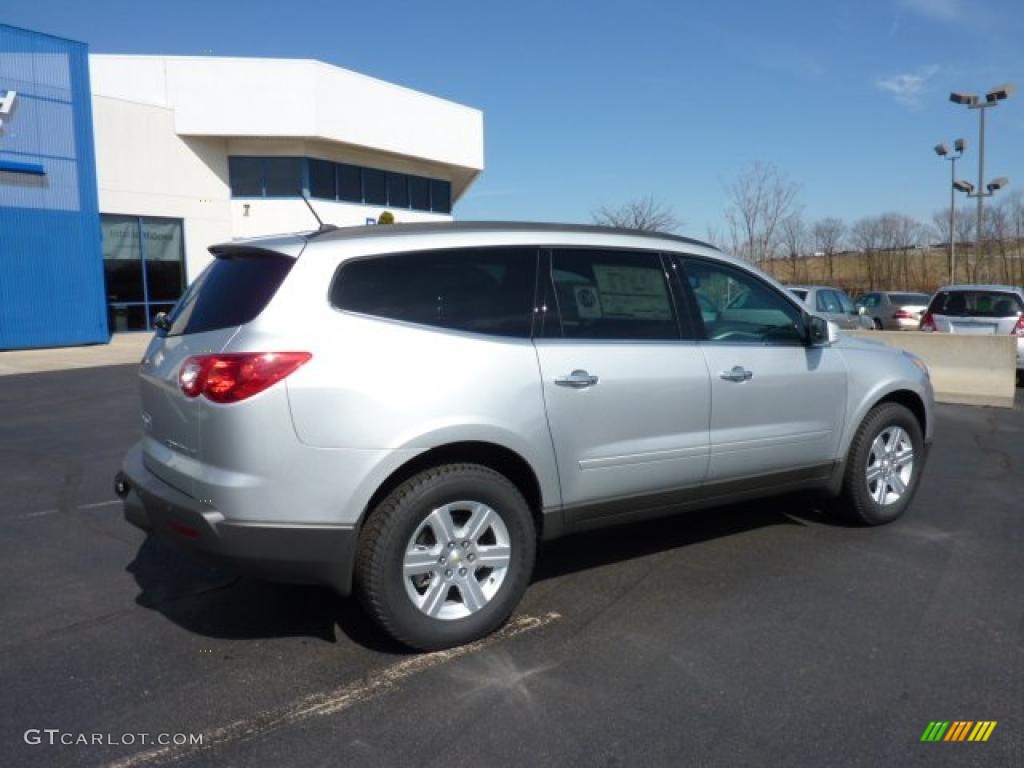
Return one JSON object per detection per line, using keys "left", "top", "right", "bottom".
{"left": 117, "top": 223, "right": 934, "bottom": 650}
{"left": 788, "top": 285, "right": 873, "bottom": 330}
{"left": 855, "top": 291, "right": 932, "bottom": 331}
{"left": 920, "top": 284, "right": 1024, "bottom": 375}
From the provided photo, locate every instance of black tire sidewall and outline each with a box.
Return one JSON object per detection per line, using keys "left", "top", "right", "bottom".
{"left": 843, "top": 403, "right": 924, "bottom": 525}
{"left": 366, "top": 467, "right": 535, "bottom": 650}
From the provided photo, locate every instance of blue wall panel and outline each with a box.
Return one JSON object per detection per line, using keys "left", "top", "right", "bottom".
{"left": 0, "top": 24, "right": 108, "bottom": 349}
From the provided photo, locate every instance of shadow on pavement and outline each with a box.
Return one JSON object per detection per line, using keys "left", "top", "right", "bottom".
{"left": 126, "top": 492, "right": 841, "bottom": 652}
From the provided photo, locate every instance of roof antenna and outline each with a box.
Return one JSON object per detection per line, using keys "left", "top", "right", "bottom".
{"left": 300, "top": 193, "right": 338, "bottom": 234}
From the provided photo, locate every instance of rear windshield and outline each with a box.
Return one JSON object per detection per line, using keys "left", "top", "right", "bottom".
{"left": 889, "top": 293, "right": 930, "bottom": 306}
{"left": 927, "top": 290, "right": 1023, "bottom": 318}
{"left": 164, "top": 254, "right": 294, "bottom": 336}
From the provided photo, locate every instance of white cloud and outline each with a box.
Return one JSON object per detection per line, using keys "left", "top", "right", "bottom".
{"left": 900, "top": 0, "right": 964, "bottom": 22}
{"left": 876, "top": 65, "right": 941, "bottom": 108}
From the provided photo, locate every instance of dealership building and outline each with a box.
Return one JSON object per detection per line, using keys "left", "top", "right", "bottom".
{"left": 0, "top": 24, "right": 484, "bottom": 348}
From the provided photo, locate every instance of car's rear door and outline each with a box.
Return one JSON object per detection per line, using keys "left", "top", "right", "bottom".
{"left": 676, "top": 256, "right": 846, "bottom": 484}
{"left": 533, "top": 248, "right": 710, "bottom": 525}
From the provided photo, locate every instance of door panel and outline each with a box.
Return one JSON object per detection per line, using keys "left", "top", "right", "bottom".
{"left": 679, "top": 257, "right": 847, "bottom": 483}
{"left": 535, "top": 248, "right": 711, "bottom": 520}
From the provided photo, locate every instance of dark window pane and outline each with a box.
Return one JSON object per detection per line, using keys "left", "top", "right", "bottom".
{"left": 337, "top": 163, "right": 362, "bottom": 202}
{"left": 330, "top": 247, "right": 537, "bottom": 338}
{"left": 889, "top": 293, "right": 930, "bottom": 306}
{"left": 386, "top": 172, "right": 409, "bottom": 207}
{"left": 409, "top": 175, "right": 431, "bottom": 210}
{"left": 228, "top": 157, "right": 263, "bottom": 197}
{"left": 309, "top": 159, "right": 336, "bottom": 200}
{"left": 142, "top": 218, "right": 185, "bottom": 301}
{"left": 430, "top": 179, "right": 452, "bottom": 213}
{"left": 107, "top": 304, "right": 148, "bottom": 332}
{"left": 166, "top": 254, "right": 294, "bottom": 336}
{"left": 549, "top": 249, "right": 678, "bottom": 340}
{"left": 681, "top": 258, "right": 803, "bottom": 344}
{"left": 101, "top": 215, "right": 144, "bottom": 302}
{"left": 362, "top": 168, "right": 386, "bottom": 205}
{"left": 929, "top": 289, "right": 1023, "bottom": 317}
{"left": 263, "top": 157, "right": 303, "bottom": 197}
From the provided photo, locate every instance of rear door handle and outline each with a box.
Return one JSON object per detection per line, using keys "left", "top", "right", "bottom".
{"left": 555, "top": 369, "right": 599, "bottom": 388}
{"left": 720, "top": 366, "right": 753, "bottom": 382}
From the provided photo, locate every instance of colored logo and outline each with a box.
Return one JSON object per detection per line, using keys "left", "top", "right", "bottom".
{"left": 920, "top": 721, "right": 997, "bottom": 742}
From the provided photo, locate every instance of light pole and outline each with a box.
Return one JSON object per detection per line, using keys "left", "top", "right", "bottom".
{"left": 934, "top": 139, "right": 966, "bottom": 283}
{"left": 950, "top": 84, "right": 1015, "bottom": 258}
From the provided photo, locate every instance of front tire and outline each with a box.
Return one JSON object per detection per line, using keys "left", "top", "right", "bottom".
{"left": 355, "top": 463, "right": 536, "bottom": 650}
{"left": 833, "top": 403, "right": 924, "bottom": 525}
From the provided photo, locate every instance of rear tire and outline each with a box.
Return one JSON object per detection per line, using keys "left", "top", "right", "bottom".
{"left": 831, "top": 403, "right": 924, "bottom": 525}
{"left": 355, "top": 463, "right": 536, "bottom": 651}
{"left": 873, "top": 318, "right": 883, "bottom": 330}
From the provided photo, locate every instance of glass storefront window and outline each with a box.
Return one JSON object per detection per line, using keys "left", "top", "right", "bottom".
{"left": 101, "top": 215, "right": 185, "bottom": 331}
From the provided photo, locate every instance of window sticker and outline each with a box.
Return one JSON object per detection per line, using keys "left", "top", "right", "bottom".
{"left": 592, "top": 265, "right": 672, "bottom": 320}
{"left": 574, "top": 285, "right": 603, "bottom": 319}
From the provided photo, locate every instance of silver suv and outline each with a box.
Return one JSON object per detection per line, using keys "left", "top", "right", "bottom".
{"left": 117, "top": 223, "right": 934, "bottom": 650}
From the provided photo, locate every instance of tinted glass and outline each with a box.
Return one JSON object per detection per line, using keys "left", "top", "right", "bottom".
{"left": 548, "top": 249, "right": 679, "bottom": 340}
{"left": 386, "top": 172, "right": 409, "bottom": 207}
{"left": 337, "top": 164, "right": 362, "bottom": 202}
{"left": 928, "top": 290, "right": 1023, "bottom": 317}
{"left": 682, "top": 258, "right": 803, "bottom": 344}
{"left": 409, "top": 175, "right": 431, "bottom": 210}
{"left": 263, "top": 158, "right": 303, "bottom": 197}
{"left": 860, "top": 293, "right": 881, "bottom": 308}
{"left": 835, "top": 290, "right": 856, "bottom": 314}
{"left": 228, "top": 157, "right": 262, "bottom": 197}
{"left": 107, "top": 304, "right": 148, "bottom": 332}
{"left": 362, "top": 168, "right": 387, "bottom": 205}
{"left": 166, "top": 255, "right": 294, "bottom": 336}
{"left": 308, "top": 159, "right": 336, "bottom": 200}
{"left": 890, "top": 293, "right": 930, "bottom": 306}
{"left": 331, "top": 248, "right": 537, "bottom": 338}
{"left": 430, "top": 179, "right": 452, "bottom": 213}
{"left": 142, "top": 218, "right": 185, "bottom": 301}
{"left": 816, "top": 290, "right": 841, "bottom": 313}
{"left": 789, "top": 288, "right": 808, "bottom": 301}
{"left": 101, "top": 214, "right": 143, "bottom": 302}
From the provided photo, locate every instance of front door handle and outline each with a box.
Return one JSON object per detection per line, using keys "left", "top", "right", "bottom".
{"left": 555, "top": 369, "right": 599, "bottom": 388}
{"left": 720, "top": 366, "right": 753, "bottom": 382}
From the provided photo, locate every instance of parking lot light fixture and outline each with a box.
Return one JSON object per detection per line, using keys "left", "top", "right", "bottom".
{"left": 950, "top": 84, "right": 1015, "bottom": 254}
{"left": 953, "top": 180, "right": 974, "bottom": 193}
{"left": 936, "top": 138, "right": 967, "bottom": 282}
{"left": 986, "top": 177, "right": 1009, "bottom": 193}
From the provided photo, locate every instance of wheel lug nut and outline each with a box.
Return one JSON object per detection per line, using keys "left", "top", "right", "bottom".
{"left": 439, "top": 557, "right": 446, "bottom": 565}
{"left": 445, "top": 569, "right": 453, "bottom": 578}
{"left": 461, "top": 541, "right": 470, "bottom": 549}
{"left": 447, "top": 542, "right": 455, "bottom": 549}
{"left": 458, "top": 567, "right": 467, "bottom": 576}
{"left": 467, "top": 554, "right": 476, "bottom": 562}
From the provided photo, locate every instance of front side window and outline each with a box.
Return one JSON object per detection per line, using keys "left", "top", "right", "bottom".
{"left": 330, "top": 248, "right": 537, "bottom": 338}
{"left": 835, "top": 290, "right": 856, "bottom": 315}
{"left": 547, "top": 249, "right": 681, "bottom": 340}
{"left": 861, "top": 293, "right": 881, "bottom": 308}
{"left": 817, "top": 290, "right": 842, "bottom": 314}
{"left": 681, "top": 258, "right": 803, "bottom": 344}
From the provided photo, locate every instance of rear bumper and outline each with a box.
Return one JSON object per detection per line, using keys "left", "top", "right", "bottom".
{"left": 117, "top": 443, "right": 357, "bottom": 595}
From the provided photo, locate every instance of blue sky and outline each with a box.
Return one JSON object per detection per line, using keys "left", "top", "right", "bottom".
{"left": 6, "top": 0, "right": 1023, "bottom": 240}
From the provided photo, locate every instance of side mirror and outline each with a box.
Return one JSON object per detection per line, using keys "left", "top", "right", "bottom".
{"left": 153, "top": 311, "right": 171, "bottom": 332}
{"left": 806, "top": 314, "right": 838, "bottom": 346}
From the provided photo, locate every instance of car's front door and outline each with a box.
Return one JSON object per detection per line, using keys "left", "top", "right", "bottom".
{"left": 534, "top": 248, "right": 711, "bottom": 524}
{"left": 677, "top": 257, "right": 847, "bottom": 484}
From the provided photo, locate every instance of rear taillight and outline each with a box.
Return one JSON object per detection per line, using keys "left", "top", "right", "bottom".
{"left": 919, "top": 312, "right": 936, "bottom": 332}
{"left": 894, "top": 309, "right": 915, "bottom": 319}
{"left": 1013, "top": 314, "right": 1024, "bottom": 337}
{"left": 179, "top": 352, "right": 312, "bottom": 403}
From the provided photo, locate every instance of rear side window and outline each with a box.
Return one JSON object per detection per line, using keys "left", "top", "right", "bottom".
{"left": 330, "top": 247, "right": 538, "bottom": 338}
{"left": 164, "top": 254, "right": 294, "bottom": 336}
{"left": 547, "top": 249, "right": 681, "bottom": 340}
{"left": 928, "top": 290, "right": 1023, "bottom": 317}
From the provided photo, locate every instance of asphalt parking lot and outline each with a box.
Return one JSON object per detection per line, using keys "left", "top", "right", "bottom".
{"left": 2, "top": 364, "right": 1021, "bottom": 768}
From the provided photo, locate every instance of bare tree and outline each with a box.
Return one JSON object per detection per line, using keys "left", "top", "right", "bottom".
{"left": 780, "top": 212, "right": 807, "bottom": 283}
{"left": 812, "top": 217, "right": 845, "bottom": 284}
{"left": 723, "top": 161, "right": 800, "bottom": 265}
{"left": 850, "top": 216, "right": 883, "bottom": 290}
{"left": 892, "top": 214, "right": 922, "bottom": 289}
{"left": 592, "top": 195, "right": 681, "bottom": 233}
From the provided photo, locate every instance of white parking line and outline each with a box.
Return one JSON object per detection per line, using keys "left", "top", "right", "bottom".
{"left": 105, "top": 611, "right": 561, "bottom": 768}
{"left": 11, "top": 500, "right": 121, "bottom": 521}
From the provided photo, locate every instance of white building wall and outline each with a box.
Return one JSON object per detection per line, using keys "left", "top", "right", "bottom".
{"left": 92, "top": 95, "right": 232, "bottom": 278}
